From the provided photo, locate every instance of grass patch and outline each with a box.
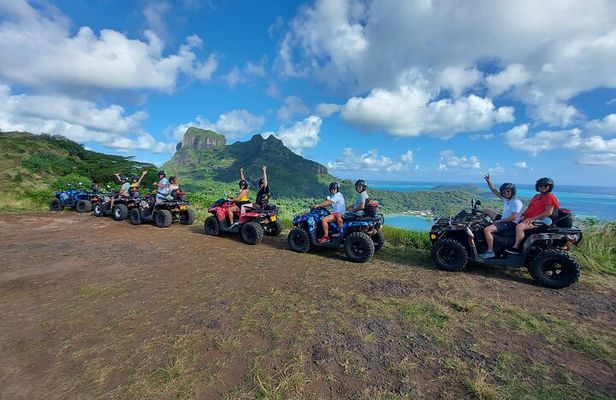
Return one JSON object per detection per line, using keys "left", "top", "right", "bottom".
{"left": 381, "top": 225, "right": 431, "bottom": 249}
{"left": 573, "top": 222, "right": 616, "bottom": 275}
{"left": 465, "top": 367, "right": 500, "bottom": 400}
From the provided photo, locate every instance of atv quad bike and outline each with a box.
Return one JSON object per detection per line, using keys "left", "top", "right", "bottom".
{"left": 93, "top": 192, "right": 139, "bottom": 221}
{"left": 129, "top": 195, "right": 195, "bottom": 228}
{"left": 203, "top": 199, "right": 280, "bottom": 245}
{"left": 429, "top": 199, "right": 583, "bottom": 289}
{"left": 49, "top": 184, "right": 101, "bottom": 213}
{"left": 287, "top": 204, "right": 385, "bottom": 263}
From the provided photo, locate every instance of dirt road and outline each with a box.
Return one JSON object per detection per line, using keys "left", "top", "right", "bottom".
{"left": 1, "top": 212, "right": 614, "bottom": 399}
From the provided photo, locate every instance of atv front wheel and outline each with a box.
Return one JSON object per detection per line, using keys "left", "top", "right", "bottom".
{"left": 94, "top": 202, "right": 106, "bottom": 217}
{"left": 288, "top": 227, "right": 310, "bottom": 253}
{"left": 344, "top": 232, "right": 375, "bottom": 263}
{"left": 528, "top": 249, "right": 580, "bottom": 289}
{"left": 76, "top": 200, "right": 92, "bottom": 213}
{"left": 154, "top": 210, "right": 173, "bottom": 228}
{"left": 112, "top": 204, "right": 129, "bottom": 221}
{"left": 129, "top": 209, "right": 142, "bottom": 225}
{"left": 49, "top": 198, "right": 63, "bottom": 211}
{"left": 204, "top": 216, "right": 220, "bottom": 236}
{"left": 431, "top": 238, "right": 468, "bottom": 271}
{"left": 263, "top": 220, "right": 282, "bottom": 236}
{"left": 241, "top": 221, "right": 264, "bottom": 245}
{"left": 372, "top": 231, "right": 385, "bottom": 251}
{"left": 180, "top": 209, "right": 195, "bottom": 225}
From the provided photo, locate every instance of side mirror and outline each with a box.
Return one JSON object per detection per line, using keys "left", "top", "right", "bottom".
{"left": 326, "top": 195, "right": 331, "bottom": 200}
{"left": 78, "top": 182, "right": 83, "bottom": 186}
{"left": 475, "top": 200, "right": 481, "bottom": 206}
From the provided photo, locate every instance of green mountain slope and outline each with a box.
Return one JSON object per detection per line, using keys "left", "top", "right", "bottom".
{"left": 0, "top": 131, "right": 158, "bottom": 210}
{"left": 164, "top": 132, "right": 335, "bottom": 198}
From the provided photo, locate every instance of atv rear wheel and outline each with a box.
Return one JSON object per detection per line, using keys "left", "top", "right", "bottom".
{"left": 154, "top": 210, "right": 173, "bottom": 228}
{"left": 431, "top": 238, "right": 468, "bottom": 271}
{"left": 94, "top": 202, "right": 106, "bottom": 217}
{"left": 372, "top": 231, "right": 385, "bottom": 251}
{"left": 344, "top": 232, "right": 375, "bottom": 263}
{"left": 204, "top": 216, "right": 220, "bottom": 236}
{"left": 76, "top": 200, "right": 92, "bottom": 213}
{"left": 180, "top": 209, "right": 195, "bottom": 225}
{"left": 241, "top": 221, "right": 264, "bottom": 245}
{"left": 528, "top": 249, "right": 580, "bottom": 289}
{"left": 263, "top": 220, "right": 282, "bottom": 236}
{"left": 112, "top": 204, "right": 129, "bottom": 221}
{"left": 288, "top": 227, "right": 310, "bottom": 253}
{"left": 49, "top": 198, "right": 63, "bottom": 211}
{"left": 129, "top": 209, "right": 142, "bottom": 225}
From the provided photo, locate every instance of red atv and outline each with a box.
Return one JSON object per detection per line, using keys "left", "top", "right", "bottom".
{"left": 203, "top": 198, "right": 281, "bottom": 245}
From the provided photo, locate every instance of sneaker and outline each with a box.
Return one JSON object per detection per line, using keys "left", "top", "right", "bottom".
{"left": 229, "top": 222, "right": 239, "bottom": 228}
{"left": 479, "top": 251, "right": 495, "bottom": 259}
{"left": 505, "top": 247, "right": 521, "bottom": 255}
{"left": 317, "top": 236, "right": 330, "bottom": 243}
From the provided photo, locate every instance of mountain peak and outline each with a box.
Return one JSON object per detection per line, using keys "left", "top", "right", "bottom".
{"left": 177, "top": 127, "right": 226, "bottom": 151}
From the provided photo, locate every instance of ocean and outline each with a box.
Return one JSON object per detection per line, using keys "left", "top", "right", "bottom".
{"left": 373, "top": 181, "right": 616, "bottom": 231}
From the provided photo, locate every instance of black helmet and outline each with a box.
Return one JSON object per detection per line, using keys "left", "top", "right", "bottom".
{"left": 91, "top": 183, "right": 99, "bottom": 192}
{"left": 329, "top": 182, "right": 340, "bottom": 192}
{"left": 121, "top": 176, "right": 129, "bottom": 183}
{"left": 499, "top": 182, "right": 516, "bottom": 198}
{"left": 535, "top": 177, "right": 554, "bottom": 192}
{"left": 157, "top": 170, "right": 166, "bottom": 177}
{"left": 354, "top": 179, "right": 366, "bottom": 192}
{"left": 239, "top": 179, "right": 248, "bottom": 189}
{"left": 131, "top": 174, "right": 138, "bottom": 182}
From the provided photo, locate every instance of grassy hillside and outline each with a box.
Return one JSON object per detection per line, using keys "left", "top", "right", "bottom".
{"left": 0, "top": 131, "right": 158, "bottom": 211}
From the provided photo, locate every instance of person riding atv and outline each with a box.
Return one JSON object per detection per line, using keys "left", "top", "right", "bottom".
{"left": 429, "top": 197, "right": 582, "bottom": 289}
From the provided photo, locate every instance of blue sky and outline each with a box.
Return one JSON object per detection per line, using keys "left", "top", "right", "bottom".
{"left": 1, "top": 0, "right": 616, "bottom": 186}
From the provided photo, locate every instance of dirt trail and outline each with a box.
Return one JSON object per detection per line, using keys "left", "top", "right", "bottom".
{"left": 0, "top": 212, "right": 614, "bottom": 399}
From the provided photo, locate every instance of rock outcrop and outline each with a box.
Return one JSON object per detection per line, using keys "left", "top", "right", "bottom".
{"left": 177, "top": 127, "right": 226, "bottom": 151}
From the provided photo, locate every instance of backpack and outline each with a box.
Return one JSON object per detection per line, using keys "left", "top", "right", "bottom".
{"left": 553, "top": 208, "right": 573, "bottom": 228}
{"left": 364, "top": 199, "right": 379, "bottom": 217}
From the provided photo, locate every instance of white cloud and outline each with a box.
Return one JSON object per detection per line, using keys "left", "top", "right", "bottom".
{"left": 261, "top": 116, "right": 322, "bottom": 154}
{"left": 340, "top": 70, "right": 514, "bottom": 138}
{"left": 327, "top": 148, "right": 414, "bottom": 172}
{"left": 578, "top": 153, "right": 616, "bottom": 167}
{"left": 0, "top": 0, "right": 217, "bottom": 93}
{"left": 514, "top": 161, "right": 528, "bottom": 169}
{"left": 0, "top": 84, "right": 174, "bottom": 153}
{"left": 143, "top": 1, "right": 171, "bottom": 44}
{"left": 469, "top": 133, "right": 495, "bottom": 141}
{"left": 172, "top": 110, "right": 265, "bottom": 141}
{"left": 486, "top": 64, "right": 530, "bottom": 97}
{"left": 222, "top": 60, "right": 267, "bottom": 88}
{"left": 315, "top": 103, "right": 342, "bottom": 117}
{"left": 278, "top": 0, "right": 616, "bottom": 127}
{"left": 277, "top": 96, "right": 310, "bottom": 122}
{"left": 586, "top": 114, "right": 616, "bottom": 136}
{"left": 438, "top": 150, "right": 480, "bottom": 171}
{"left": 504, "top": 124, "right": 616, "bottom": 155}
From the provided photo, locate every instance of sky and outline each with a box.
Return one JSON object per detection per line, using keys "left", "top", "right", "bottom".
{"left": 1, "top": 0, "right": 616, "bottom": 186}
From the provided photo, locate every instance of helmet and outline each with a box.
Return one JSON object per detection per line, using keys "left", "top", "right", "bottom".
{"left": 91, "top": 183, "right": 99, "bottom": 192}
{"left": 157, "top": 170, "right": 166, "bottom": 177}
{"left": 535, "top": 177, "right": 554, "bottom": 192}
{"left": 354, "top": 179, "right": 366, "bottom": 192}
{"left": 239, "top": 179, "right": 248, "bottom": 189}
{"left": 499, "top": 183, "right": 516, "bottom": 198}
{"left": 131, "top": 174, "right": 138, "bottom": 182}
{"left": 328, "top": 182, "right": 340, "bottom": 193}
{"left": 121, "top": 176, "right": 129, "bottom": 183}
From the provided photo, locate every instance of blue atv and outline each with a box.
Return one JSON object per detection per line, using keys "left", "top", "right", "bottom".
{"left": 287, "top": 205, "right": 385, "bottom": 263}
{"left": 49, "top": 184, "right": 101, "bottom": 213}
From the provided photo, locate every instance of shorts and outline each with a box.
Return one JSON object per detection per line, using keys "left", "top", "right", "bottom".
{"left": 236, "top": 201, "right": 250, "bottom": 207}
{"left": 495, "top": 221, "right": 517, "bottom": 233}
{"left": 531, "top": 216, "right": 552, "bottom": 226}
{"left": 331, "top": 212, "right": 342, "bottom": 218}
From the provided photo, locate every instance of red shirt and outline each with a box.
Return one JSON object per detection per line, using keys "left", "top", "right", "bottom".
{"left": 524, "top": 193, "right": 560, "bottom": 219}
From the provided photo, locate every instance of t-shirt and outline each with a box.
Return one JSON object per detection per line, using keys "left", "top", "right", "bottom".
{"left": 353, "top": 191, "right": 369, "bottom": 210}
{"left": 119, "top": 182, "right": 131, "bottom": 195}
{"left": 524, "top": 193, "right": 560, "bottom": 219}
{"left": 330, "top": 192, "right": 345, "bottom": 214}
{"left": 502, "top": 197, "right": 523, "bottom": 223}
{"left": 256, "top": 185, "right": 270, "bottom": 205}
{"left": 157, "top": 177, "right": 169, "bottom": 195}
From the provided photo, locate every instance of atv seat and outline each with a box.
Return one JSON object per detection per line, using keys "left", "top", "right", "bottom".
{"left": 343, "top": 212, "right": 379, "bottom": 222}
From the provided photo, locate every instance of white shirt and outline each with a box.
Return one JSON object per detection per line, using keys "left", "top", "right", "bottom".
{"left": 330, "top": 192, "right": 345, "bottom": 214}
{"left": 502, "top": 197, "right": 523, "bottom": 223}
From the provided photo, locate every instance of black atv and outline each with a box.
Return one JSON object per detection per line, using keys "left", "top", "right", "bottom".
{"left": 93, "top": 192, "right": 139, "bottom": 221}
{"left": 429, "top": 199, "right": 583, "bottom": 289}
{"left": 129, "top": 194, "right": 195, "bottom": 228}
